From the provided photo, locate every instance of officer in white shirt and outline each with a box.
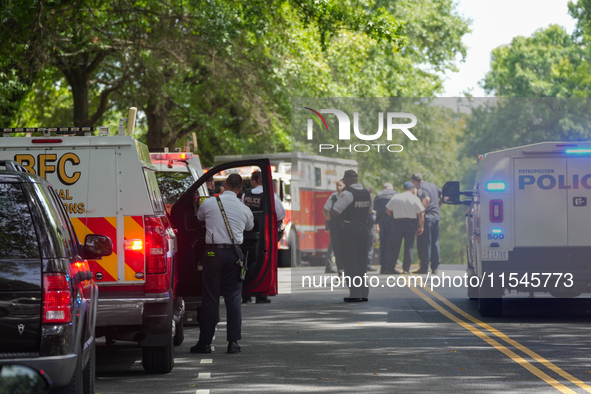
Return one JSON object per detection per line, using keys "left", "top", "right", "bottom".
{"left": 190, "top": 173, "right": 254, "bottom": 354}
{"left": 385, "top": 182, "right": 425, "bottom": 275}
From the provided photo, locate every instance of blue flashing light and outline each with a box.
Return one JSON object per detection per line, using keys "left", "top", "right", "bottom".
{"left": 491, "top": 229, "right": 502, "bottom": 234}
{"left": 486, "top": 182, "right": 506, "bottom": 191}
{"left": 565, "top": 148, "right": 591, "bottom": 154}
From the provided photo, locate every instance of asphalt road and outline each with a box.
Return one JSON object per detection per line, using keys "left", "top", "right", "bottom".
{"left": 96, "top": 264, "right": 591, "bottom": 394}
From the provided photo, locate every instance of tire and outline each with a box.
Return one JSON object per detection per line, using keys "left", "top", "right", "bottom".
{"left": 82, "top": 341, "right": 96, "bottom": 394}
{"left": 173, "top": 317, "right": 184, "bottom": 346}
{"left": 478, "top": 297, "right": 502, "bottom": 317}
{"left": 142, "top": 333, "right": 174, "bottom": 374}
{"left": 52, "top": 347, "right": 83, "bottom": 394}
{"left": 288, "top": 231, "right": 301, "bottom": 267}
{"left": 467, "top": 277, "right": 479, "bottom": 300}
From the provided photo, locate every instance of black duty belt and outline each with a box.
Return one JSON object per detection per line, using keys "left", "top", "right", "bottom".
{"left": 208, "top": 244, "right": 238, "bottom": 249}
{"left": 393, "top": 218, "right": 417, "bottom": 222}
{"left": 343, "top": 220, "right": 367, "bottom": 225}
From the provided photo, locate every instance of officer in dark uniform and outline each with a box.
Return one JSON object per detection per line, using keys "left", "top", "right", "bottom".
{"left": 323, "top": 180, "right": 345, "bottom": 273}
{"left": 241, "top": 170, "right": 286, "bottom": 304}
{"left": 374, "top": 183, "right": 397, "bottom": 274}
{"left": 190, "top": 173, "right": 254, "bottom": 354}
{"left": 330, "top": 170, "right": 372, "bottom": 302}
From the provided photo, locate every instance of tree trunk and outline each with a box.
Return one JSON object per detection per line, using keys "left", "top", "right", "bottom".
{"left": 71, "top": 78, "right": 89, "bottom": 127}
{"left": 146, "top": 98, "right": 171, "bottom": 151}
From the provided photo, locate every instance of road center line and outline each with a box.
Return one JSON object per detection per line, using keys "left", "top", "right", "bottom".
{"left": 199, "top": 372, "right": 211, "bottom": 379}
{"left": 409, "top": 285, "right": 576, "bottom": 394}
{"left": 426, "top": 287, "right": 591, "bottom": 393}
{"left": 201, "top": 359, "right": 213, "bottom": 364}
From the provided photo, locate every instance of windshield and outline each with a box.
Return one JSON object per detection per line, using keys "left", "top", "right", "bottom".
{"left": 155, "top": 172, "right": 195, "bottom": 206}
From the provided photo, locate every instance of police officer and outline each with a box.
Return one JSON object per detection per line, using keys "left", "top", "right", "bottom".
{"left": 190, "top": 173, "right": 254, "bottom": 354}
{"left": 242, "top": 170, "right": 286, "bottom": 303}
{"left": 374, "top": 183, "right": 397, "bottom": 274}
{"left": 330, "top": 170, "right": 372, "bottom": 302}
{"left": 411, "top": 173, "right": 442, "bottom": 275}
{"left": 385, "top": 182, "right": 425, "bottom": 274}
{"left": 323, "top": 180, "right": 345, "bottom": 273}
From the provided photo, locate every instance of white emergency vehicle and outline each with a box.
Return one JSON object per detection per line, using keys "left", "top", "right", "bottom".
{"left": 442, "top": 142, "right": 591, "bottom": 317}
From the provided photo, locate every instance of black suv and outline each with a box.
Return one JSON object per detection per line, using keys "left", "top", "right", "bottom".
{"left": 0, "top": 160, "right": 112, "bottom": 393}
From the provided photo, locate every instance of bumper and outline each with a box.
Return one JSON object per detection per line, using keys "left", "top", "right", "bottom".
{"left": 0, "top": 353, "right": 77, "bottom": 389}
{"left": 96, "top": 293, "right": 170, "bottom": 327}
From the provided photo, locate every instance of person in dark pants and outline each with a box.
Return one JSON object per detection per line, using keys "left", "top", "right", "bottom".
{"left": 242, "top": 170, "right": 286, "bottom": 303}
{"left": 411, "top": 173, "right": 442, "bottom": 275}
{"left": 190, "top": 173, "right": 254, "bottom": 354}
{"left": 323, "top": 180, "right": 345, "bottom": 273}
{"left": 385, "top": 182, "right": 425, "bottom": 274}
{"left": 330, "top": 170, "right": 372, "bottom": 302}
{"left": 366, "top": 187, "right": 377, "bottom": 272}
{"left": 374, "top": 183, "right": 397, "bottom": 274}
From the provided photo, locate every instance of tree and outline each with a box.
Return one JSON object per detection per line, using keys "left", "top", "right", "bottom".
{"left": 482, "top": 25, "right": 591, "bottom": 97}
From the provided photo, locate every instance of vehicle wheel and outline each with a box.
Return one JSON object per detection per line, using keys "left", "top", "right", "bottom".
{"left": 478, "top": 297, "right": 502, "bottom": 317}
{"left": 142, "top": 333, "right": 174, "bottom": 374}
{"left": 173, "top": 317, "right": 184, "bottom": 346}
{"left": 82, "top": 341, "right": 96, "bottom": 394}
{"left": 52, "top": 346, "right": 83, "bottom": 393}
{"left": 288, "top": 231, "right": 300, "bottom": 267}
{"left": 467, "top": 277, "right": 479, "bottom": 300}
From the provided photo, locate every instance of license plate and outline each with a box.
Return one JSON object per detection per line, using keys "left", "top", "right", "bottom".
{"left": 482, "top": 249, "right": 508, "bottom": 261}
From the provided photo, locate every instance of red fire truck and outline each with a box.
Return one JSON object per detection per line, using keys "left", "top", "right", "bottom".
{"left": 214, "top": 153, "right": 358, "bottom": 267}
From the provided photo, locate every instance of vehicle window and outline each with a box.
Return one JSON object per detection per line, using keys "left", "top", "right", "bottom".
{"left": 0, "top": 183, "right": 40, "bottom": 259}
{"left": 47, "top": 186, "right": 79, "bottom": 257}
{"left": 314, "top": 167, "right": 321, "bottom": 187}
{"left": 30, "top": 184, "right": 68, "bottom": 258}
{"left": 155, "top": 171, "right": 196, "bottom": 205}
{"left": 143, "top": 168, "right": 166, "bottom": 213}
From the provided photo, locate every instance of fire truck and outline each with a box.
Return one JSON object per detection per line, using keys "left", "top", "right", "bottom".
{"left": 214, "top": 153, "right": 358, "bottom": 267}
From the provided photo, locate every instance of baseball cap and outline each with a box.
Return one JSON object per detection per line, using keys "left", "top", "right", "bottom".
{"left": 343, "top": 170, "right": 358, "bottom": 179}
{"left": 403, "top": 181, "right": 414, "bottom": 190}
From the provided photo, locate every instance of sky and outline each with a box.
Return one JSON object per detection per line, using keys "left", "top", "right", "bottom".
{"left": 442, "top": 0, "right": 577, "bottom": 97}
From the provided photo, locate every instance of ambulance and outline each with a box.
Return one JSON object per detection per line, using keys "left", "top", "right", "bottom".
{"left": 214, "top": 153, "right": 358, "bottom": 267}
{"left": 1, "top": 111, "right": 279, "bottom": 372}
{"left": 442, "top": 142, "right": 591, "bottom": 316}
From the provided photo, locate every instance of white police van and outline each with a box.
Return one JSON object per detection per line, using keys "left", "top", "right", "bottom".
{"left": 443, "top": 142, "right": 591, "bottom": 316}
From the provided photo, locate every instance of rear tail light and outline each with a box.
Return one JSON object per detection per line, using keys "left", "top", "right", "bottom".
{"left": 42, "top": 274, "right": 72, "bottom": 323}
{"left": 145, "top": 217, "right": 167, "bottom": 274}
{"left": 490, "top": 200, "right": 503, "bottom": 222}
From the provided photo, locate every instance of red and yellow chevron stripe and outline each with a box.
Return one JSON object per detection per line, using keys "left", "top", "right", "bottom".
{"left": 71, "top": 216, "right": 145, "bottom": 283}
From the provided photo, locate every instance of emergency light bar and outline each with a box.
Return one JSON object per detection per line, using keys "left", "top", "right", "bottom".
{"left": 523, "top": 145, "right": 591, "bottom": 155}
{"left": 150, "top": 152, "right": 193, "bottom": 160}
{"left": 486, "top": 182, "right": 506, "bottom": 191}
{"left": 2, "top": 127, "right": 94, "bottom": 135}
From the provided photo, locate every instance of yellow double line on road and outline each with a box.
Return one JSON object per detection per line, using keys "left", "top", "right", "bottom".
{"left": 409, "top": 285, "right": 591, "bottom": 394}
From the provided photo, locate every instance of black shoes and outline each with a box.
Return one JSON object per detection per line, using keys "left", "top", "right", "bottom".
{"left": 412, "top": 269, "right": 429, "bottom": 274}
{"left": 256, "top": 296, "right": 271, "bottom": 304}
{"left": 403, "top": 270, "right": 411, "bottom": 275}
{"left": 190, "top": 341, "right": 211, "bottom": 354}
{"left": 344, "top": 297, "right": 369, "bottom": 302}
{"left": 432, "top": 269, "right": 438, "bottom": 275}
{"left": 227, "top": 341, "right": 241, "bottom": 353}
{"left": 381, "top": 269, "right": 401, "bottom": 275}
{"left": 366, "top": 265, "right": 377, "bottom": 272}
{"left": 242, "top": 296, "right": 252, "bottom": 304}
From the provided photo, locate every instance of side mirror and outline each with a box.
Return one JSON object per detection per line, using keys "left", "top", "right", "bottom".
{"left": 0, "top": 364, "right": 51, "bottom": 393}
{"left": 442, "top": 181, "right": 473, "bottom": 206}
{"left": 84, "top": 234, "right": 113, "bottom": 259}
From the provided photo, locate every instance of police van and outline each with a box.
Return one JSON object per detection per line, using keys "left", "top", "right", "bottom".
{"left": 1, "top": 112, "right": 278, "bottom": 375}
{"left": 443, "top": 142, "right": 591, "bottom": 317}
